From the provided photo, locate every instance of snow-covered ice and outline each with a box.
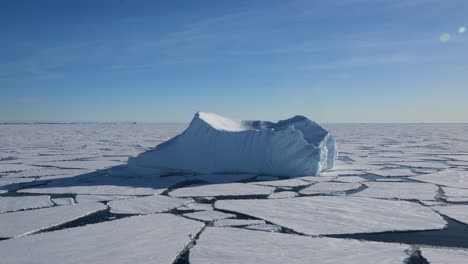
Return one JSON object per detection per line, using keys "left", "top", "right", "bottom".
{"left": 0, "top": 202, "right": 106, "bottom": 237}
{"left": 189, "top": 227, "right": 410, "bottom": 264}
{"left": 213, "top": 219, "right": 265, "bottom": 227}
{"left": 298, "top": 182, "right": 362, "bottom": 195}
{"left": 108, "top": 195, "right": 192, "bottom": 214}
{"left": 252, "top": 178, "right": 311, "bottom": 188}
{"left": 0, "top": 195, "right": 53, "bottom": 213}
{"left": 432, "top": 205, "right": 468, "bottom": 225}
{"left": 183, "top": 210, "right": 235, "bottom": 221}
{"left": 215, "top": 196, "right": 447, "bottom": 235}
{"left": 128, "top": 112, "right": 337, "bottom": 176}
{"left": 410, "top": 170, "right": 468, "bottom": 189}
{"left": 0, "top": 214, "right": 204, "bottom": 264}
{"left": 420, "top": 247, "right": 468, "bottom": 264}
{"left": 352, "top": 182, "right": 438, "bottom": 201}
{"left": 268, "top": 191, "right": 298, "bottom": 199}
{"left": 169, "top": 182, "right": 274, "bottom": 197}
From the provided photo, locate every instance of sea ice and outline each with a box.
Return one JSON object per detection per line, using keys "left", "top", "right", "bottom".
{"left": 0, "top": 202, "right": 106, "bottom": 237}
{"left": 51, "top": 197, "right": 74, "bottom": 205}
{"left": 268, "top": 191, "right": 298, "bottom": 199}
{"left": 420, "top": 247, "right": 468, "bottom": 264}
{"left": 0, "top": 214, "right": 204, "bottom": 264}
{"left": 213, "top": 219, "right": 265, "bottom": 227}
{"left": 108, "top": 195, "right": 191, "bottom": 214}
{"left": 442, "top": 187, "right": 468, "bottom": 202}
{"left": 409, "top": 170, "right": 468, "bottom": 189}
{"left": 352, "top": 182, "right": 438, "bottom": 201}
{"left": 252, "top": 178, "right": 311, "bottom": 188}
{"left": 245, "top": 223, "right": 282, "bottom": 232}
{"left": 183, "top": 210, "right": 235, "bottom": 221}
{"left": 189, "top": 227, "right": 410, "bottom": 264}
{"left": 432, "top": 205, "right": 468, "bottom": 225}
{"left": 298, "top": 182, "right": 362, "bottom": 195}
{"left": 169, "top": 182, "right": 274, "bottom": 198}
{"left": 0, "top": 195, "right": 53, "bottom": 213}
{"left": 215, "top": 196, "right": 446, "bottom": 235}
{"left": 75, "top": 194, "right": 135, "bottom": 203}
{"left": 366, "top": 168, "right": 417, "bottom": 177}
{"left": 128, "top": 112, "right": 337, "bottom": 176}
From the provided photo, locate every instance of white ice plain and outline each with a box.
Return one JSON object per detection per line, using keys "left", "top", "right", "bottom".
{"left": 127, "top": 112, "right": 338, "bottom": 176}
{"left": 2, "top": 123, "right": 468, "bottom": 263}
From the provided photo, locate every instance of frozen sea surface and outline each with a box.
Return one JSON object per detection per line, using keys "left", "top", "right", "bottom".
{"left": 1, "top": 123, "right": 468, "bottom": 263}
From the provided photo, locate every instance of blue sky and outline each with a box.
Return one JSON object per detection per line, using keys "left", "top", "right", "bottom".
{"left": 1, "top": 0, "right": 467, "bottom": 123}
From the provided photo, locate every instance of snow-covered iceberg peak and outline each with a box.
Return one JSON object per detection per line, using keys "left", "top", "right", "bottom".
{"left": 130, "top": 112, "right": 337, "bottom": 177}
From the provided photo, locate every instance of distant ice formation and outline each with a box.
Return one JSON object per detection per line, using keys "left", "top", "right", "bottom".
{"left": 128, "top": 112, "right": 337, "bottom": 176}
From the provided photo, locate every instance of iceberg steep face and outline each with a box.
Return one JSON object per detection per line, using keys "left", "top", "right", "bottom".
{"left": 130, "top": 112, "right": 337, "bottom": 176}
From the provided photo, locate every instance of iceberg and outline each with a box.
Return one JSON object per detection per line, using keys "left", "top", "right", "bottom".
{"left": 129, "top": 112, "right": 337, "bottom": 177}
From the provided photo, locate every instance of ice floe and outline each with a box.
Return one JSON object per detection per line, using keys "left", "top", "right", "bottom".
{"left": 215, "top": 196, "right": 446, "bottom": 235}
{"left": 213, "top": 219, "right": 265, "bottom": 227}
{"left": 108, "top": 195, "right": 191, "bottom": 214}
{"left": 0, "top": 214, "right": 204, "bottom": 264}
{"left": 298, "top": 182, "right": 362, "bottom": 195}
{"left": 432, "top": 205, "right": 468, "bottom": 225}
{"left": 420, "top": 247, "right": 468, "bottom": 264}
{"left": 410, "top": 170, "right": 468, "bottom": 189}
{"left": 268, "top": 191, "right": 298, "bottom": 199}
{"left": 169, "top": 182, "right": 274, "bottom": 198}
{"left": 0, "top": 195, "right": 53, "bottom": 213}
{"left": 189, "top": 227, "right": 410, "bottom": 264}
{"left": 352, "top": 182, "right": 438, "bottom": 201}
{"left": 0, "top": 202, "right": 106, "bottom": 237}
{"left": 183, "top": 210, "right": 235, "bottom": 221}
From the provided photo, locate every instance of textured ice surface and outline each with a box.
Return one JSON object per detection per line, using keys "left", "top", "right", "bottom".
{"left": 0, "top": 195, "right": 53, "bottom": 213}
{"left": 353, "top": 182, "right": 438, "bottom": 201}
{"left": 268, "top": 191, "right": 298, "bottom": 199}
{"left": 252, "top": 178, "right": 311, "bottom": 188}
{"left": 129, "top": 112, "right": 337, "bottom": 176}
{"left": 108, "top": 195, "right": 191, "bottom": 214}
{"left": 18, "top": 174, "right": 188, "bottom": 195}
{"left": 410, "top": 170, "right": 468, "bottom": 188}
{"left": 0, "top": 202, "right": 106, "bottom": 237}
{"left": 183, "top": 210, "right": 235, "bottom": 221}
{"left": 51, "top": 197, "right": 74, "bottom": 205}
{"left": 0, "top": 214, "right": 204, "bottom": 264}
{"left": 299, "top": 182, "right": 362, "bottom": 195}
{"left": 333, "top": 176, "right": 367, "bottom": 183}
{"left": 366, "top": 168, "right": 417, "bottom": 177}
{"left": 75, "top": 194, "right": 135, "bottom": 203}
{"left": 169, "top": 182, "right": 274, "bottom": 197}
{"left": 420, "top": 247, "right": 468, "bottom": 264}
{"left": 213, "top": 219, "right": 265, "bottom": 227}
{"left": 215, "top": 197, "right": 446, "bottom": 235}
{"left": 432, "top": 205, "right": 468, "bottom": 225}
{"left": 189, "top": 227, "right": 409, "bottom": 264}
{"left": 2, "top": 123, "right": 468, "bottom": 263}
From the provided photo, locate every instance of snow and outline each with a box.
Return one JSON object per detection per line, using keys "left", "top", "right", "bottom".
{"left": 245, "top": 223, "right": 282, "bottom": 232}
{"left": 215, "top": 196, "right": 446, "bottom": 235}
{"left": 0, "top": 195, "right": 53, "bottom": 213}
{"left": 128, "top": 112, "right": 337, "bottom": 176}
{"left": 183, "top": 202, "right": 214, "bottom": 211}
{"left": 432, "top": 205, "right": 468, "bottom": 225}
{"left": 420, "top": 247, "right": 468, "bottom": 264}
{"left": 252, "top": 178, "right": 311, "bottom": 187}
{"left": 0, "top": 214, "right": 204, "bottom": 264}
{"left": 18, "top": 174, "right": 188, "bottom": 195}
{"left": 268, "top": 191, "right": 298, "bottom": 199}
{"left": 169, "top": 182, "right": 274, "bottom": 198}
{"left": 189, "top": 227, "right": 410, "bottom": 264}
{"left": 183, "top": 210, "right": 235, "bottom": 221}
{"left": 366, "top": 168, "right": 417, "bottom": 177}
{"left": 75, "top": 194, "right": 135, "bottom": 203}
{"left": 51, "top": 197, "right": 74, "bottom": 205}
{"left": 352, "top": 182, "right": 438, "bottom": 201}
{"left": 442, "top": 187, "right": 468, "bottom": 202}
{"left": 0, "top": 202, "right": 106, "bottom": 237}
{"left": 189, "top": 173, "right": 255, "bottom": 184}
{"left": 409, "top": 170, "right": 468, "bottom": 189}
{"left": 333, "top": 176, "right": 367, "bottom": 183}
{"left": 298, "top": 182, "right": 362, "bottom": 195}
{"left": 108, "top": 195, "right": 191, "bottom": 214}
{"left": 213, "top": 219, "right": 265, "bottom": 227}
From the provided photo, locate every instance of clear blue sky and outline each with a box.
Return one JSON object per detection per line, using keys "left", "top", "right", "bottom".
{"left": 1, "top": 0, "right": 467, "bottom": 123}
